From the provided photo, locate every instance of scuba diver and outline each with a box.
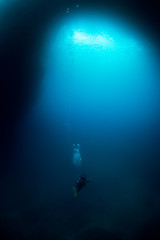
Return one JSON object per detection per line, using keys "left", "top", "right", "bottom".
{"left": 73, "top": 175, "right": 90, "bottom": 199}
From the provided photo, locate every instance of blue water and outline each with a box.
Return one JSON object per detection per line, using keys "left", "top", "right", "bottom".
{"left": 1, "top": 10, "right": 160, "bottom": 240}
{"left": 40, "top": 13, "right": 159, "bottom": 142}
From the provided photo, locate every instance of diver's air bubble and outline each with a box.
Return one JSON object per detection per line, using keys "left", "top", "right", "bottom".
{"left": 73, "top": 144, "right": 82, "bottom": 167}
{"left": 66, "top": 8, "right": 70, "bottom": 13}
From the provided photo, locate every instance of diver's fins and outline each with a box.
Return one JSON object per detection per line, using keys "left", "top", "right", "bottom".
{"left": 73, "top": 187, "right": 78, "bottom": 199}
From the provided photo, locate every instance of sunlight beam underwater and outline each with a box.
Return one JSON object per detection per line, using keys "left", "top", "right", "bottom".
{"left": 43, "top": 15, "right": 159, "bottom": 137}
{"left": 72, "top": 30, "right": 114, "bottom": 49}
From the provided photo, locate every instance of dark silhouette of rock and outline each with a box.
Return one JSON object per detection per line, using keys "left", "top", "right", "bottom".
{"left": 76, "top": 227, "right": 122, "bottom": 240}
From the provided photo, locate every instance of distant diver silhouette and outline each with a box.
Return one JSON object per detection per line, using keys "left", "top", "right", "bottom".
{"left": 73, "top": 175, "right": 90, "bottom": 199}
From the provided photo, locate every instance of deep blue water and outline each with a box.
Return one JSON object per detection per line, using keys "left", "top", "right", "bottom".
{"left": 1, "top": 2, "right": 160, "bottom": 240}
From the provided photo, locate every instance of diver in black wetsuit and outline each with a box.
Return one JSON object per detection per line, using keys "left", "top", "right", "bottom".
{"left": 73, "top": 175, "right": 90, "bottom": 198}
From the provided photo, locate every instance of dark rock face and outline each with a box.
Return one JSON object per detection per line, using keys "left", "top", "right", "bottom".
{"left": 136, "top": 217, "right": 160, "bottom": 240}
{"left": 75, "top": 227, "right": 122, "bottom": 240}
